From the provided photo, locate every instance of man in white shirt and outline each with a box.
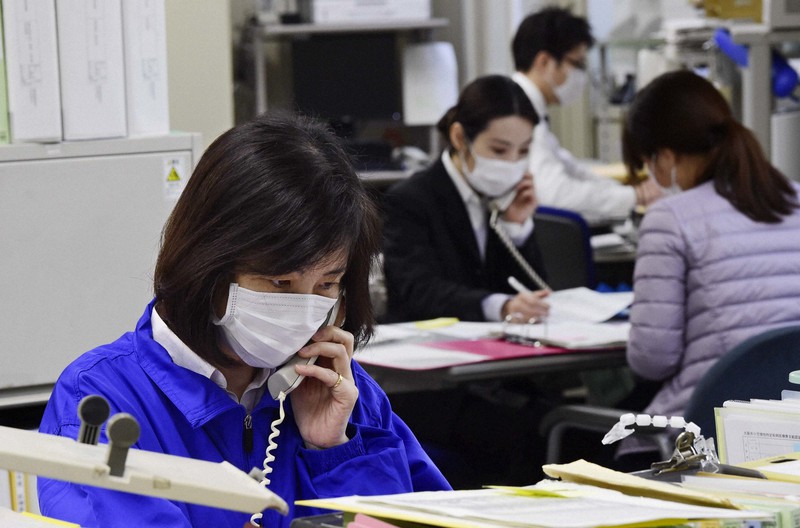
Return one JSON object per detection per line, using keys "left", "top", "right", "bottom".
{"left": 511, "top": 7, "right": 661, "bottom": 224}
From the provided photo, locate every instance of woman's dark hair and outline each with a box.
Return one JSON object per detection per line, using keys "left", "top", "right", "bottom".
{"left": 154, "top": 112, "right": 381, "bottom": 367}
{"left": 623, "top": 70, "right": 798, "bottom": 223}
{"left": 437, "top": 75, "right": 539, "bottom": 150}
{"left": 512, "top": 6, "right": 595, "bottom": 72}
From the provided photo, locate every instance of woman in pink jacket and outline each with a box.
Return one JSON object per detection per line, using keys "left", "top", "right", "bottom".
{"left": 623, "top": 71, "right": 800, "bottom": 437}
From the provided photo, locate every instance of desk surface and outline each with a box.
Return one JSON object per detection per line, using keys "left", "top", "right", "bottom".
{"left": 360, "top": 347, "right": 626, "bottom": 394}
{"left": 357, "top": 323, "right": 627, "bottom": 394}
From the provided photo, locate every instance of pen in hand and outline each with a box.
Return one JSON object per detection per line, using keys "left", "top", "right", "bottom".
{"left": 507, "top": 276, "right": 549, "bottom": 338}
{"left": 507, "top": 276, "right": 531, "bottom": 294}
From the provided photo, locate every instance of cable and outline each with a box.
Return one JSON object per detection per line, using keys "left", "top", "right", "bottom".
{"left": 250, "top": 391, "right": 287, "bottom": 527}
{"left": 489, "top": 207, "right": 551, "bottom": 291}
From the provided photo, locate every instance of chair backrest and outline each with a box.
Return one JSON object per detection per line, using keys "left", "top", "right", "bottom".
{"left": 684, "top": 324, "right": 800, "bottom": 438}
{"left": 532, "top": 206, "right": 596, "bottom": 290}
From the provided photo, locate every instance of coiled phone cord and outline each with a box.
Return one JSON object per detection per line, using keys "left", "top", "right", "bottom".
{"left": 250, "top": 391, "right": 287, "bottom": 527}
{"left": 489, "top": 207, "right": 551, "bottom": 292}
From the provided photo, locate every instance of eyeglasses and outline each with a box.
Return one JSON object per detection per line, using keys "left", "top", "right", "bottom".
{"left": 561, "top": 56, "right": 587, "bottom": 71}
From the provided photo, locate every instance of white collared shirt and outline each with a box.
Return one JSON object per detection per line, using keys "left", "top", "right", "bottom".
{"left": 441, "top": 151, "right": 534, "bottom": 321}
{"left": 151, "top": 306, "right": 270, "bottom": 413}
{"left": 512, "top": 71, "right": 636, "bottom": 223}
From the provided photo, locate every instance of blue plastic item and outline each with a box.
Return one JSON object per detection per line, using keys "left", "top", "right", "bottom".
{"left": 714, "top": 28, "right": 799, "bottom": 98}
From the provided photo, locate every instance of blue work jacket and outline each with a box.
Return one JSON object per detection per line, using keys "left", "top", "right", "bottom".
{"left": 38, "top": 301, "right": 450, "bottom": 528}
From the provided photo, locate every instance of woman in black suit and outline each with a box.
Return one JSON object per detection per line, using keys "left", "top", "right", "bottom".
{"left": 383, "top": 75, "right": 549, "bottom": 322}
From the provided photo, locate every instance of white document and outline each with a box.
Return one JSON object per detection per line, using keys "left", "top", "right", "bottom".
{"left": 368, "top": 324, "right": 424, "bottom": 346}
{"left": 546, "top": 287, "right": 633, "bottom": 323}
{"left": 56, "top": 0, "right": 127, "bottom": 140}
{"left": 356, "top": 343, "right": 485, "bottom": 370}
{"left": 122, "top": 0, "right": 170, "bottom": 136}
{"left": 3, "top": 0, "right": 63, "bottom": 142}
{"left": 718, "top": 403, "right": 800, "bottom": 464}
{"left": 428, "top": 321, "right": 504, "bottom": 340}
{"left": 300, "top": 486, "right": 768, "bottom": 528}
{"left": 0, "top": 508, "right": 67, "bottom": 528}
{"left": 504, "top": 321, "right": 630, "bottom": 349}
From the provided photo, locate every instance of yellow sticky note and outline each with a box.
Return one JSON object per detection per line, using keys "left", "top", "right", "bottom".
{"left": 485, "top": 485, "right": 566, "bottom": 498}
{"left": 21, "top": 512, "right": 81, "bottom": 527}
{"left": 414, "top": 317, "right": 459, "bottom": 329}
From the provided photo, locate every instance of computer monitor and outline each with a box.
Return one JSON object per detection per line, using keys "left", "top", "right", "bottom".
{"left": 290, "top": 33, "right": 403, "bottom": 127}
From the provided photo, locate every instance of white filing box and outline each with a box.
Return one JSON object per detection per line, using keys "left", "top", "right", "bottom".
{"left": 0, "top": 134, "right": 202, "bottom": 392}
{"left": 121, "top": 0, "right": 169, "bottom": 137}
{"left": 2, "top": 0, "right": 62, "bottom": 143}
{"left": 56, "top": 0, "right": 127, "bottom": 140}
{"left": 303, "top": 0, "right": 431, "bottom": 23}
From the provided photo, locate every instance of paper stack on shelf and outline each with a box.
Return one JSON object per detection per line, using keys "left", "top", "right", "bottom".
{"left": 714, "top": 394, "right": 800, "bottom": 465}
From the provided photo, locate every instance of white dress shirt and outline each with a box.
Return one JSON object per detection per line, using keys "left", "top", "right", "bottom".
{"left": 151, "top": 306, "right": 270, "bottom": 413}
{"left": 441, "top": 151, "right": 533, "bottom": 321}
{"left": 512, "top": 72, "right": 636, "bottom": 224}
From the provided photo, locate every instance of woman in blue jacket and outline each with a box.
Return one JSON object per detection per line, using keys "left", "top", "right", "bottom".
{"left": 38, "top": 113, "right": 450, "bottom": 528}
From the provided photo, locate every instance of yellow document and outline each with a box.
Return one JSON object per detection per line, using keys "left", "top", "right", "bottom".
{"left": 737, "top": 452, "right": 800, "bottom": 483}
{"left": 542, "top": 459, "right": 739, "bottom": 509}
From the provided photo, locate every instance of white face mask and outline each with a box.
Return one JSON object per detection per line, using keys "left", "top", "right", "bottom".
{"left": 553, "top": 67, "right": 587, "bottom": 106}
{"left": 647, "top": 157, "right": 681, "bottom": 197}
{"left": 460, "top": 148, "right": 528, "bottom": 199}
{"left": 213, "top": 283, "right": 338, "bottom": 369}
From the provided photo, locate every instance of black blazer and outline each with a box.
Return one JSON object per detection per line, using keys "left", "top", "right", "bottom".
{"left": 382, "top": 158, "right": 546, "bottom": 322}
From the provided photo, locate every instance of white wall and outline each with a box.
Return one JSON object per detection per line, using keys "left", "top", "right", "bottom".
{"left": 165, "top": 1, "right": 235, "bottom": 150}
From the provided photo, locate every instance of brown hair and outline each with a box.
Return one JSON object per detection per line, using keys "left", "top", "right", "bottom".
{"left": 623, "top": 70, "right": 798, "bottom": 223}
{"left": 154, "top": 113, "right": 381, "bottom": 367}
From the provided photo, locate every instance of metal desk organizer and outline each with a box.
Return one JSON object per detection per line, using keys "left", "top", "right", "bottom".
{"left": 602, "top": 412, "right": 766, "bottom": 481}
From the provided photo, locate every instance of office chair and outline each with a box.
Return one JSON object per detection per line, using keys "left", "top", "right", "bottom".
{"left": 532, "top": 206, "right": 596, "bottom": 290}
{"left": 539, "top": 324, "right": 800, "bottom": 465}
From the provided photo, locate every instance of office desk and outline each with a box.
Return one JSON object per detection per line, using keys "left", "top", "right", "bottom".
{"left": 356, "top": 324, "right": 627, "bottom": 394}
{"left": 359, "top": 347, "right": 627, "bottom": 394}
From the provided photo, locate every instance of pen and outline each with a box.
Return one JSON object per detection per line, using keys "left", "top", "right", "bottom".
{"left": 507, "top": 276, "right": 548, "bottom": 338}
{"left": 507, "top": 276, "right": 531, "bottom": 294}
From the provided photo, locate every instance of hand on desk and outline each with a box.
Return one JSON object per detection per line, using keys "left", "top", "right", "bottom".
{"left": 502, "top": 289, "right": 550, "bottom": 321}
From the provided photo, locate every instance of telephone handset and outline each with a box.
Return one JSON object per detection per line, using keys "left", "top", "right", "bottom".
{"left": 490, "top": 189, "right": 518, "bottom": 213}
{"left": 267, "top": 298, "right": 342, "bottom": 400}
{"left": 488, "top": 207, "right": 551, "bottom": 292}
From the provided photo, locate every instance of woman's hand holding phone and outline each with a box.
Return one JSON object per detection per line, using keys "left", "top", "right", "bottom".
{"left": 289, "top": 324, "right": 358, "bottom": 450}
{"left": 501, "top": 172, "right": 537, "bottom": 224}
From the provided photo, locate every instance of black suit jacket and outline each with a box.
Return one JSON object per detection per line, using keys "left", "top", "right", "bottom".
{"left": 382, "top": 158, "right": 546, "bottom": 322}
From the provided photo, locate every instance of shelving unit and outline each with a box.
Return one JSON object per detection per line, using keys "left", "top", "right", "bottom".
{"left": 728, "top": 24, "right": 800, "bottom": 156}
{"left": 0, "top": 134, "right": 203, "bottom": 408}
{"left": 248, "top": 18, "right": 449, "bottom": 115}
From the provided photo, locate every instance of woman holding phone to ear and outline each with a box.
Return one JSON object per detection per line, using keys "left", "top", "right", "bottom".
{"left": 383, "top": 74, "right": 550, "bottom": 324}
{"left": 38, "top": 113, "right": 450, "bottom": 528}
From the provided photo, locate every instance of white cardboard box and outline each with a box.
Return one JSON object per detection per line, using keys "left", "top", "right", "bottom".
{"left": 56, "top": 0, "right": 127, "bottom": 140}
{"left": 121, "top": 0, "right": 169, "bottom": 137}
{"left": 2, "top": 0, "right": 62, "bottom": 143}
{"left": 305, "top": 0, "right": 431, "bottom": 23}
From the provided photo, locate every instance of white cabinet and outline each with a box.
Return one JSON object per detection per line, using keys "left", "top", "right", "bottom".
{"left": 0, "top": 134, "right": 202, "bottom": 402}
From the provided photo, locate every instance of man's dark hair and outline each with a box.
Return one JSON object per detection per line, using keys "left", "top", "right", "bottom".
{"left": 512, "top": 6, "right": 594, "bottom": 72}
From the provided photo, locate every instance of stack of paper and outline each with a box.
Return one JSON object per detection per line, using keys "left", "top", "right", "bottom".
{"left": 297, "top": 480, "right": 769, "bottom": 528}
{"left": 715, "top": 396, "right": 800, "bottom": 465}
